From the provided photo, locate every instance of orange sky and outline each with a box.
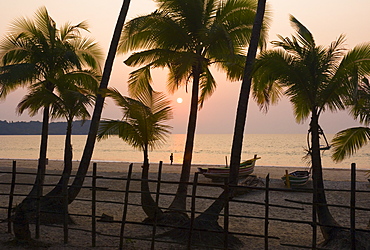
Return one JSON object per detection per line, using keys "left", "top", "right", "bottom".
{"left": 1, "top": 0, "right": 369, "bottom": 134}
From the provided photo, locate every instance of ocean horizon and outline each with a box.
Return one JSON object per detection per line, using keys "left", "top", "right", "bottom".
{"left": 0, "top": 134, "right": 369, "bottom": 170}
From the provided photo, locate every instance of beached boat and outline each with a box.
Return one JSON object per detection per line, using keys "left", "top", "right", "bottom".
{"left": 281, "top": 170, "right": 310, "bottom": 186}
{"left": 198, "top": 155, "right": 260, "bottom": 180}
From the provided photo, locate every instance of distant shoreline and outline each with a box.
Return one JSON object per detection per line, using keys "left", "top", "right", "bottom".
{"left": 0, "top": 120, "right": 90, "bottom": 135}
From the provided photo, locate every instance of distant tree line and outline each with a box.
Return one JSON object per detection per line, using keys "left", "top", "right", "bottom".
{"left": 0, "top": 120, "right": 90, "bottom": 135}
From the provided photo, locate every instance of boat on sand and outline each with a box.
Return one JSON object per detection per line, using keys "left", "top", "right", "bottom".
{"left": 281, "top": 170, "right": 310, "bottom": 186}
{"left": 198, "top": 155, "right": 260, "bottom": 180}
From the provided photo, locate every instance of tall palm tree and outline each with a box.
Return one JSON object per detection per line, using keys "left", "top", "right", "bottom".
{"left": 331, "top": 78, "right": 370, "bottom": 163}
{"left": 98, "top": 88, "right": 172, "bottom": 221}
{"left": 119, "top": 0, "right": 269, "bottom": 211}
{"left": 0, "top": 7, "right": 102, "bottom": 240}
{"left": 252, "top": 15, "right": 370, "bottom": 242}
{"left": 68, "top": 0, "right": 132, "bottom": 202}
{"left": 0, "top": 7, "right": 102, "bottom": 196}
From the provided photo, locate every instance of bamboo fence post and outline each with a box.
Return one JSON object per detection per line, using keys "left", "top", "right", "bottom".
{"left": 350, "top": 163, "right": 356, "bottom": 249}
{"left": 119, "top": 163, "right": 133, "bottom": 250}
{"left": 151, "top": 161, "right": 163, "bottom": 250}
{"left": 312, "top": 172, "right": 317, "bottom": 249}
{"left": 264, "top": 174, "right": 270, "bottom": 249}
{"left": 223, "top": 178, "right": 230, "bottom": 250}
{"left": 7, "top": 160, "right": 16, "bottom": 233}
{"left": 91, "top": 162, "right": 97, "bottom": 247}
{"left": 187, "top": 172, "right": 199, "bottom": 249}
{"left": 62, "top": 172, "right": 69, "bottom": 244}
{"left": 35, "top": 168, "right": 42, "bottom": 239}
{"left": 285, "top": 170, "right": 291, "bottom": 188}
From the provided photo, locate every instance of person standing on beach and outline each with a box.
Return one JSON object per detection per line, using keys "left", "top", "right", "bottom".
{"left": 170, "top": 153, "right": 173, "bottom": 165}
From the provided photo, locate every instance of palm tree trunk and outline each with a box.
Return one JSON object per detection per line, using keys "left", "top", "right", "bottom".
{"left": 27, "top": 120, "right": 75, "bottom": 225}
{"left": 229, "top": 0, "right": 267, "bottom": 186}
{"left": 310, "top": 112, "right": 340, "bottom": 240}
{"left": 68, "top": 0, "right": 131, "bottom": 202}
{"left": 169, "top": 65, "right": 200, "bottom": 211}
{"left": 13, "top": 106, "right": 50, "bottom": 240}
{"left": 46, "top": 119, "right": 73, "bottom": 198}
{"left": 29, "top": 106, "right": 50, "bottom": 196}
{"left": 141, "top": 148, "right": 163, "bottom": 221}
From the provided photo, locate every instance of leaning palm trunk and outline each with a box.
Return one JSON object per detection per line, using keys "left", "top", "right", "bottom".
{"left": 45, "top": 120, "right": 73, "bottom": 198}
{"left": 141, "top": 149, "right": 164, "bottom": 222}
{"left": 28, "top": 106, "right": 50, "bottom": 197}
{"left": 67, "top": 0, "right": 131, "bottom": 202}
{"left": 15, "top": 120, "right": 75, "bottom": 231}
{"left": 32, "top": 120, "right": 75, "bottom": 225}
{"left": 169, "top": 65, "right": 200, "bottom": 211}
{"left": 229, "top": 0, "right": 266, "bottom": 186}
{"left": 310, "top": 113, "right": 340, "bottom": 240}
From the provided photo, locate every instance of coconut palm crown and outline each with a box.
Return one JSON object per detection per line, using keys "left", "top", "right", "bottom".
{"left": 0, "top": 7, "right": 102, "bottom": 96}
{"left": 97, "top": 88, "right": 173, "bottom": 167}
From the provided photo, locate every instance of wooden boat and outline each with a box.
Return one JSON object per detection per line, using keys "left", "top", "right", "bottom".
{"left": 282, "top": 170, "right": 310, "bottom": 186}
{"left": 198, "top": 155, "right": 260, "bottom": 180}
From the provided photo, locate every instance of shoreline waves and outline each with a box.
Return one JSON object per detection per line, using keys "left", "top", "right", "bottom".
{"left": 1, "top": 134, "right": 369, "bottom": 170}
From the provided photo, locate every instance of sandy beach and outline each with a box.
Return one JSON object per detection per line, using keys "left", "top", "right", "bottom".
{"left": 0, "top": 158, "right": 369, "bottom": 249}
{"left": 0, "top": 158, "right": 368, "bottom": 182}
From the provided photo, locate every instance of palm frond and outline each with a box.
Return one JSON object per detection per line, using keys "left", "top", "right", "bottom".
{"left": 16, "top": 87, "right": 56, "bottom": 116}
{"left": 98, "top": 119, "right": 143, "bottom": 149}
{"left": 199, "top": 67, "right": 216, "bottom": 108}
{"left": 331, "top": 127, "right": 370, "bottom": 162}
{"left": 252, "top": 49, "right": 292, "bottom": 110}
{"left": 99, "top": 88, "right": 172, "bottom": 153}
{"left": 127, "top": 66, "right": 154, "bottom": 98}
{"left": 119, "top": 11, "right": 189, "bottom": 53}
{"left": 289, "top": 15, "right": 315, "bottom": 48}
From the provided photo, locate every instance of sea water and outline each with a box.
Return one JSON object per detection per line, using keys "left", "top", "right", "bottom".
{"left": 0, "top": 134, "right": 369, "bottom": 170}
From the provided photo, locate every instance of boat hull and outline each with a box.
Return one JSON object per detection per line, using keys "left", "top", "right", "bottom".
{"left": 282, "top": 171, "right": 310, "bottom": 185}
{"left": 198, "top": 156, "right": 260, "bottom": 180}
{"left": 202, "top": 165, "right": 254, "bottom": 178}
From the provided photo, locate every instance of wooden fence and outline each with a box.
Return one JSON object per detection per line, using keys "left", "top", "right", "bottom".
{"left": 0, "top": 161, "right": 369, "bottom": 249}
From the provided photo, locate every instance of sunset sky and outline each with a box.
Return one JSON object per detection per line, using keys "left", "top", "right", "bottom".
{"left": 1, "top": 0, "right": 369, "bottom": 134}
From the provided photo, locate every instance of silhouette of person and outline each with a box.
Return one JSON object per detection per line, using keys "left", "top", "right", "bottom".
{"left": 170, "top": 153, "right": 173, "bottom": 165}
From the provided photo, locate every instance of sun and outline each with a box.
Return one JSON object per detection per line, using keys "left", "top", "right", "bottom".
{"left": 176, "top": 97, "right": 183, "bottom": 104}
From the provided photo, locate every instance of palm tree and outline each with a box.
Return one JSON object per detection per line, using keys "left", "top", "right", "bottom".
{"left": 68, "top": 0, "right": 132, "bottom": 203}
{"left": 0, "top": 7, "right": 102, "bottom": 240}
{"left": 331, "top": 78, "right": 370, "bottom": 163}
{"left": 119, "top": 0, "right": 269, "bottom": 211}
{"left": 97, "top": 88, "right": 172, "bottom": 221}
{"left": 0, "top": 7, "right": 102, "bottom": 196}
{"left": 252, "top": 15, "right": 370, "bottom": 243}
{"left": 15, "top": 82, "right": 98, "bottom": 225}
